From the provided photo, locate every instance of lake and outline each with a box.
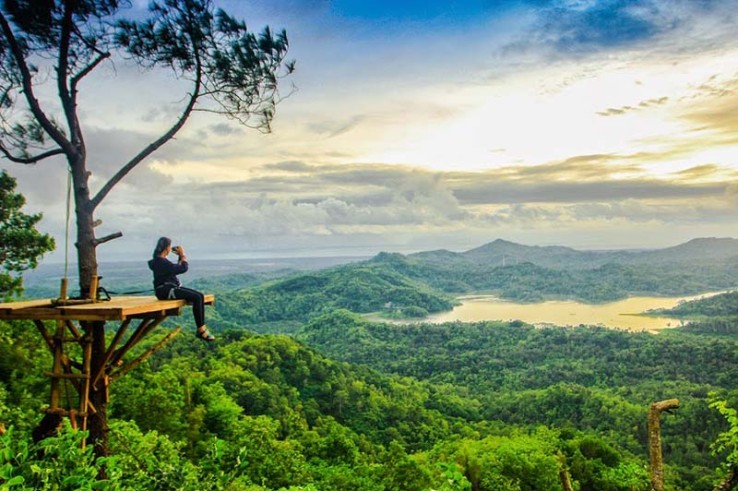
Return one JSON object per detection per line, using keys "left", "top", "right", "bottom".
{"left": 420, "top": 293, "right": 722, "bottom": 332}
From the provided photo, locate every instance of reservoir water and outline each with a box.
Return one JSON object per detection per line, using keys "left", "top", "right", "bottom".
{"left": 421, "top": 293, "right": 721, "bottom": 332}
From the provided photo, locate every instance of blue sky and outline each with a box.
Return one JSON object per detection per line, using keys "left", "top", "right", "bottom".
{"left": 5, "top": 0, "right": 738, "bottom": 261}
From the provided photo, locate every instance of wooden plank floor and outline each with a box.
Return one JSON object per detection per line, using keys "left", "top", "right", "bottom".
{"left": 0, "top": 295, "right": 215, "bottom": 321}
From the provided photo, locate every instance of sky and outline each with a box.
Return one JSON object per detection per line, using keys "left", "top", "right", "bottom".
{"left": 4, "top": 0, "right": 738, "bottom": 263}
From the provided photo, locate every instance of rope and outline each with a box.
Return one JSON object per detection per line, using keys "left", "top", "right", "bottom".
{"left": 100, "top": 287, "right": 150, "bottom": 296}
{"left": 64, "top": 167, "right": 72, "bottom": 279}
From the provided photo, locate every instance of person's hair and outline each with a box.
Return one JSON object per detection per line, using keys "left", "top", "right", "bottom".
{"left": 153, "top": 236, "right": 172, "bottom": 258}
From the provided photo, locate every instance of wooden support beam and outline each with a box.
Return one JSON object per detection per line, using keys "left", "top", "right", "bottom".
{"left": 649, "top": 398, "right": 680, "bottom": 491}
{"left": 42, "top": 407, "right": 88, "bottom": 417}
{"left": 49, "top": 321, "right": 65, "bottom": 409}
{"left": 109, "top": 316, "right": 166, "bottom": 368}
{"left": 33, "top": 320, "right": 54, "bottom": 352}
{"left": 107, "top": 319, "right": 151, "bottom": 369}
{"left": 65, "top": 320, "right": 82, "bottom": 340}
{"left": 110, "top": 327, "right": 181, "bottom": 381}
{"left": 81, "top": 335, "right": 92, "bottom": 433}
{"left": 61, "top": 354, "right": 83, "bottom": 371}
{"left": 44, "top": 372, "right": 90, "bottom": 380}
{"left": 59, "top": 358, "right": 82, "bottom": 395}
{"left": 91, "top": 319, "right": 131, "bottom": 389}
{"left": 137, "top": 317, "right": 166, "bottom": 344}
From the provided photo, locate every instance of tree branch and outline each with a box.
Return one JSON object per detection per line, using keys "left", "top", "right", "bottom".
{"left": 0, "top": 12, "right": 74, "bottom": 155}
{"left": 92, "top": 232, "right": 123, "bottom": 246}
{"left": 71, "top": 52, "right": 110, "bottom": 93}
{"left": 90, "top": 55, "right": 203, "bottom": 211}
{"left": 0, "top": 143, "right": 65, "bottom": 164}
{"left": 56, "top": 1, "right": 81, "bottom": 151}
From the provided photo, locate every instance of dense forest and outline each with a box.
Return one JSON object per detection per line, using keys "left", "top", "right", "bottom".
{"left": 3, "top": 238, "right": 738, "bottom": 490}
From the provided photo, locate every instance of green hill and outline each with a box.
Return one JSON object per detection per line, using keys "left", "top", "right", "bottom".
{"left": 214, "top": 260, "right": 455, "bottom": 330}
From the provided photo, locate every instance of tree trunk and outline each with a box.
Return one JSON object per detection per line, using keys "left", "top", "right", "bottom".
{"left": 85, "top": 321, "right": 109, "bottom": 463}
{"left": 70, "top": 156, "right": 110, "bottom": 462}
{"left": 70, "top": 156, "right": 97, "bottom": 298}
{"left": 648, "top": 399, "right": 679, "bottom": 491}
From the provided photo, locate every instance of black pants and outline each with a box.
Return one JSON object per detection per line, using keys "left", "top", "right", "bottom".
{"left": 157, "top": 286, "right": 205, "bottom": 328}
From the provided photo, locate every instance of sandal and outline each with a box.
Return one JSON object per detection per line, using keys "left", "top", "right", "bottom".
{"left": 196, "top": 325, "right": 215, "bottom": 342}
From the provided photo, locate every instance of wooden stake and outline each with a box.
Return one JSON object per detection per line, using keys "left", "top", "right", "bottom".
{"left": 33, "top": 320, "right": 54, "bottom": 352}
{"left": 90, "top": 276, "right": 99, "bottom": 302}
{"left": 649, "top": 399, "right": 680, "bottom": 491}
{"left": 59, "top": 278, "right": 68, "bottom": 305}
{"left": 49, "top": 320, "right": 65, "bottom": 409}
{"left": 81, "top": 334, "right": 92, "bottom": 433}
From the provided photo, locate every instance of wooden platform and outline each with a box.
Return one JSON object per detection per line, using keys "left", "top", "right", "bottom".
{"left": 0, "top": 295, "right": 215, "bottom": 322}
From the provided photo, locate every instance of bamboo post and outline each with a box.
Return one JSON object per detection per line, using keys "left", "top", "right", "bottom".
{"left": 59, "top": 277, "right": 68, "bottom": 304}
{"left": 65, "top": 320, "right": 82, "bottom": 340}
{"left": 80, "top": 333, "right": 92, "bottom": 435}
{"left": 108, "top": 316, "right": 167, "bottom": 368}
{"left": 33, "top": 320, "right": 54, "bottom": 352}
{"left": 90, "top": 276, "right": 99, "bottom": 302}
{"left": 649, "top": 399, "right": 680, "bottom": 491}
{"left": 49, "top": 321, "right": 65, "bottom": 409}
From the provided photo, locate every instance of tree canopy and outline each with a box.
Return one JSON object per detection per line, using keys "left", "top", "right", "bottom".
{"left": 0, "top": 169, "right": 54, "bottom": 299}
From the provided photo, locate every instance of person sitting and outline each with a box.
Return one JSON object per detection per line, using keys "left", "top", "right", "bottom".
{"left": 148, "top": 236, "right": 214, "bottom": 342}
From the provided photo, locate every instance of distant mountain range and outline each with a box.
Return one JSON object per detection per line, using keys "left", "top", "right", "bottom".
{"left": 411, "top": 237, "right": 738, "bottom": 269}
{"left": 213, "top": 237, "right": 738, "bottom": 329}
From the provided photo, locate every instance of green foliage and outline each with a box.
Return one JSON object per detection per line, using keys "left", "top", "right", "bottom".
{"left": 0, "top": 171, "right": 54, "bottom": 299}
{"left": 710, "top": 396, "right": 738, "bottom": 478}
{"left": 660, "top": 291, "right": 738, "bottom": 318}
{"left": 0, "top": 424, "right": 108, "bottom": 490}
{"left": 108, "top": 420, "right": 202, "bottom": 490}
{"left": 299, "top": 312, "right": 738, "bottom": 393}
{"left": 650, "top": 291, "right": 738, "bottom": 335}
